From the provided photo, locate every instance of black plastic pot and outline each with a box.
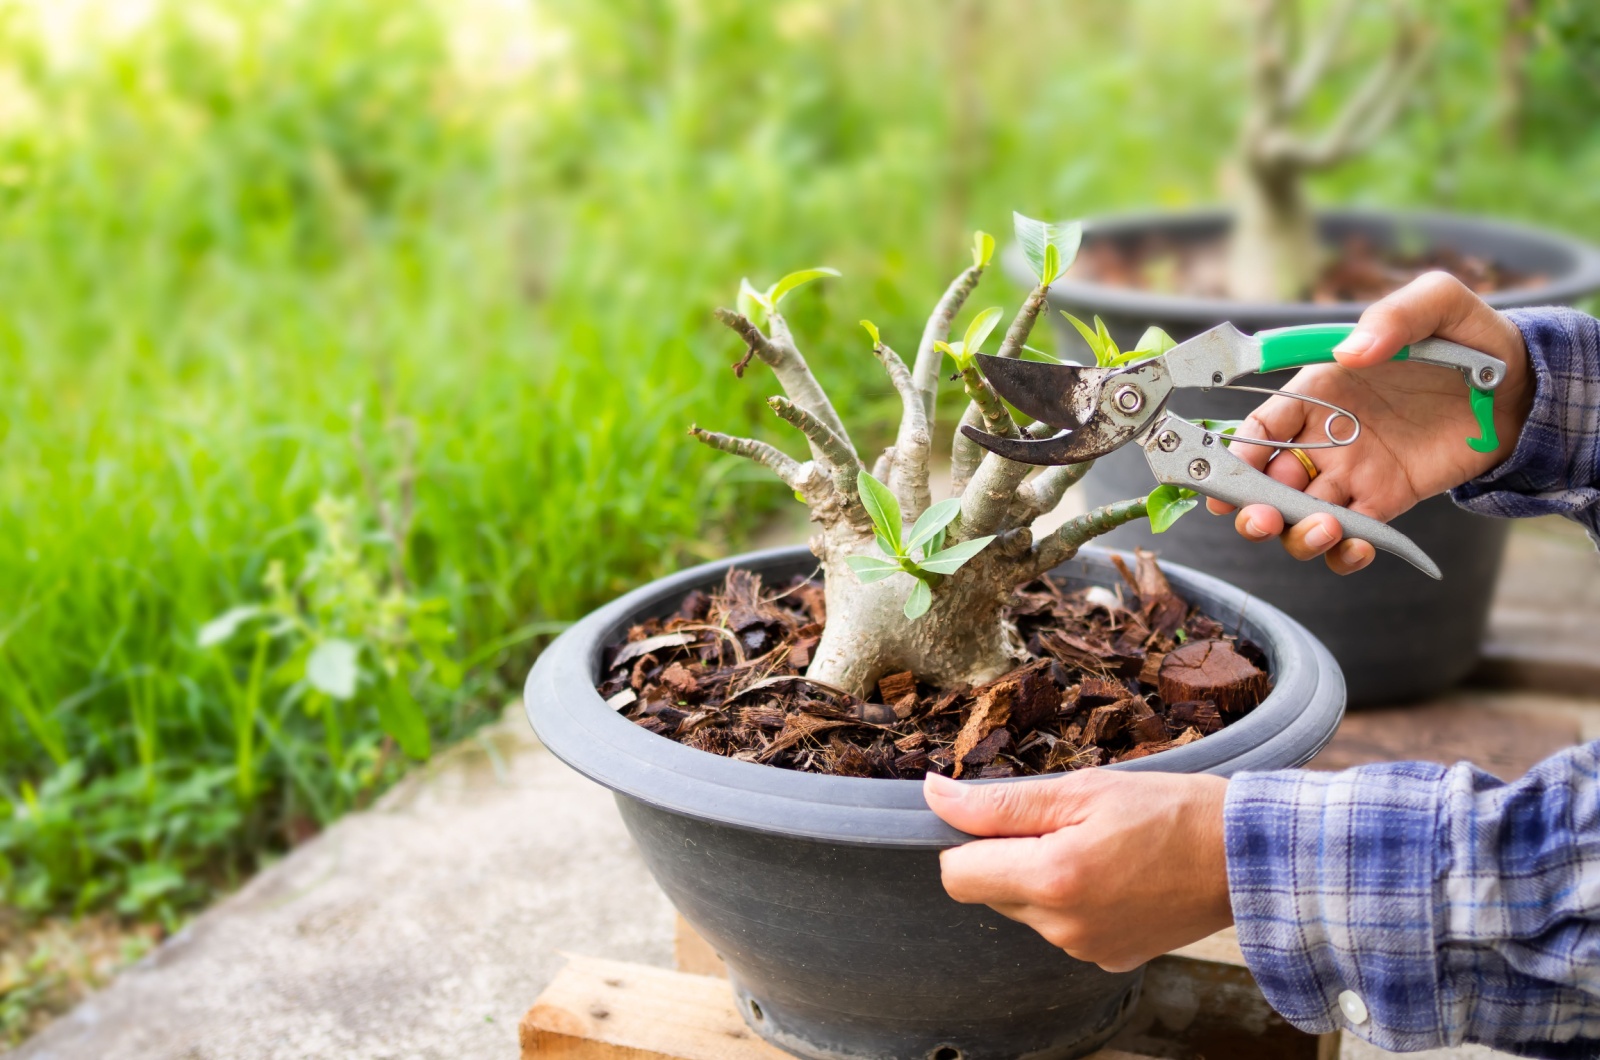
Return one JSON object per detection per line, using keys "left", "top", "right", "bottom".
{"left": 525, "top": 545, "right": 1345, "bottom": 1060}
{"left": 1014, "top": 208, "right": 1600, "bottom": 706}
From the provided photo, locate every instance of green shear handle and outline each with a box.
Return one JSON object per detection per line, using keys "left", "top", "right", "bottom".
{"left": 1257, "top": 323, "right": 1506, "bottom": 454}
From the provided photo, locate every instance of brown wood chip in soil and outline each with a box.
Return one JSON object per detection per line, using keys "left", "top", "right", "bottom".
{"left": 593, "top": 551, "right": 1272, "bottom": 779}
{"left": 1070, "top": 232, "right": 1539, "bottom": 303}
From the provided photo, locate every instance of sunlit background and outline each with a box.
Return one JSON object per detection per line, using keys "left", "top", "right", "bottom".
{"left": 1, "top": 0, "right": 1596, "bottom": 1039}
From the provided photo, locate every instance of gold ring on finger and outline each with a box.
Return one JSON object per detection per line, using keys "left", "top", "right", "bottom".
{"left": 1285, "top": 446, "right": 1319, "bottom": 482}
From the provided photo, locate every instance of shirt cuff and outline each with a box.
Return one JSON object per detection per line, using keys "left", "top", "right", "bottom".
{"left": 1224, "top": 763, "right": 1450, "bottom": 1051}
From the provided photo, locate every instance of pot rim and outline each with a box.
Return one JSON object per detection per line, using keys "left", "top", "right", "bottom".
{"left": 524, "top": 544, "right": 1345, "bottom": 848}
{"left": 1007, "top": 206, "right": 1600, "bottom": 324}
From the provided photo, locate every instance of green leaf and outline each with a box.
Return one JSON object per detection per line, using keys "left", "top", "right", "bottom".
{"left": 903, "top": 579, "right": 933, "bottom": 620}
{"left": 767, "top": 267, "right": 840, "bottom": 305}
{"left": 306, "top": 638, "right": 360, "bottom": 700}
{"left": 379, "top": 675, "right": 432, "bottom": 759}
{"left": 1042, "top": 243, "right": 1059, "bottom": 286}
{"left": 874, "top": 529, "right": 898, "bottom": 558}
{"left": 1134, "top": 325, "right": 1177, "bottom": 355}
{"left": 1094, "top": 315, "right": 1115, "bottom": 355}
{"left": 962, "top": 307, "right": 1004, "bottom": 357}
{"left": 198, "top": 605, "right": 263, "bottom": 648}
{"left": 859, "top": 319, "right": 881, "bottom": 346}
{"left": 972, "top": 230, "right": 995, "bottom": 268}
{"left": 925, "top": 526, "right": 948, "bottom": 556}
{"left": 737, "top": 277, "right": 768, "bottom": 324}
{"left": 1061, "top": 311, "right": 1112, "bottom": 366}
{"left": 1199, "top": 418, "right": 1246, "bottom": 435}
{"left": 1147, "top": 484, "right": 1200, "bottom": 534}
{"left": 918, "top": 535, "right": 997, "bottom": 574}
{"left": 936, "top": 339, "right": 971, "bottom": 370}
{"left": 856, "top": 471, "right": 903, "bottom": 553}
{"left": 845, "top": 555, "right": 903, "bottom": 584}
{"left": 905, "top": 498, "right": 962, "bottom": 554}
{"left": 1013, "top": 212, "right": 1083, "bottom": 284}
{"left": 1020, "top": 345, "right": 1061, "bottom": 363}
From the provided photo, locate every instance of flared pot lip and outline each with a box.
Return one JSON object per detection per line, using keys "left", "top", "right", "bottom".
{"left": 1007, "top": 206, "right": 1600, "bottom": 326}
{"left": 524, "top": 544, "right": 1346, "bottom": 848}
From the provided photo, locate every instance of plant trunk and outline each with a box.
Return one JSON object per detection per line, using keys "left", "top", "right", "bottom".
{"left": 803, "top": 528, "right": 1021, "bottom": 697}
{"left": 1227, "top": 161, "right": 1318, "bottom": 302}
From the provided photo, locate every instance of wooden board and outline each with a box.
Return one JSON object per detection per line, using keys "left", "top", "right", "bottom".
{"left": 520, "top": 954, "right": 789, "bottom": 1060}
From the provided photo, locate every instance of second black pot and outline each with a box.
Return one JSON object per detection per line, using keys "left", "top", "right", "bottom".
{"left": 1017, "top": 207, "right": 1600, "bottom": 705}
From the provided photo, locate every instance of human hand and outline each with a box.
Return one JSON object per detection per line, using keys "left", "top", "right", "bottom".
{"left": 924, "top": 769, "right": 1232, "bottom": 973}
{"left": 1208, "top": 272, "right": 1532, "bottom": 574}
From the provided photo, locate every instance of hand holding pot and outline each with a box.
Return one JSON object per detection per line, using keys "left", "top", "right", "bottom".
{"left": 924, "top": 769, "right": 1232, "bottom": 972}
{"left": 1209, "top": 271, "right": 1533, "bottom": 574}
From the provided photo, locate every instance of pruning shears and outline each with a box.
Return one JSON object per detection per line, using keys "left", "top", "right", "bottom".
{"left": 962, "top": 322, "right": 1508, "bottom": 580}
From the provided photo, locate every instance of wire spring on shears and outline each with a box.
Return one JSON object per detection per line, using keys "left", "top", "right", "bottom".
{"left": 1215, "top": 385, "right": 1361, "bottom": 450}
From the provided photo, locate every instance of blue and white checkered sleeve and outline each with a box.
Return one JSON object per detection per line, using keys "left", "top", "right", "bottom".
{"left": 1225, "top": 747, "right": 1600, "bottom": 1056}
{"left": 1451, "top": 306, "right": 1600, "bottom": 544}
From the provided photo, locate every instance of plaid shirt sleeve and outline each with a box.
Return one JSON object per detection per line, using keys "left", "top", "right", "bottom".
{"left": 1450, "top": 306, "right": 1600, "bottom": 544}
{"left": 1224, "top": 307, "right": 1600, "bottom": 1054}
{"left": 1226, "top": 748, "right": 1600, "bottom": 1056}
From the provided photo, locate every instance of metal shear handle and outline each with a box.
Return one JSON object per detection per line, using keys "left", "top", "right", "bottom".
{"left": 1143, "top": 415, "right": 1442, "bottom": 579}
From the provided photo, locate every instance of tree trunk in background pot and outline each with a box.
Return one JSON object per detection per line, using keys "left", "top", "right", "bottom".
{"left": 1022, "top": 208, "right": 1600, "bottom": 705}
{"left": 526, "top": 546, "right": 1346, "bottom": 1060}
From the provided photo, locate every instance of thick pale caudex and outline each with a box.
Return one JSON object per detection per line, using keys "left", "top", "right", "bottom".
{"left": 692, "top": 233, "right": 1163, "bottom": 696}
{"left": 1229, "top": 0, "right": 1431, "bottom": 301}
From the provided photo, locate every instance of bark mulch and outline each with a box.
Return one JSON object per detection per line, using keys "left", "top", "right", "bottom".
{"left": 594, "top": 550, "right": 1272, "bottom": 780}
{"left": 1073, "top": 231, "right": 1536, "bottom": 303}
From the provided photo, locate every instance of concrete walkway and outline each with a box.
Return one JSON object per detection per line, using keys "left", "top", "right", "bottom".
{"left": 12, "top": 513, "right": 1598, "bottom": 1060}
{"left": 11, "top": 718, "right": 674, "bottom": 1060}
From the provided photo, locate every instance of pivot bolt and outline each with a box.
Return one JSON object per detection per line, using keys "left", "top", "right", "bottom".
{"left": 1188, "top": 458, "right": 1211, "bottom": 480}
{"left": 1114, "top": 386, "right": 1143, "bottom": 413}
{"left": 1157, "top": 430, "right": 1180, "bottom": 452}
{"left": 1478, "top": 366, "right": 1496, "bottom": 385}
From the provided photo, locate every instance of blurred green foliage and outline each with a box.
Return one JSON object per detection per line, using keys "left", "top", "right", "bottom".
{"left": 0, "top": 0, "right": 1598, "bottom": 929}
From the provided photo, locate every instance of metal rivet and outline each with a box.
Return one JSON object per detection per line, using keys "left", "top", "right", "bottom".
{"left": 1202, "top": 433, "right": 1215, "bottom": 446}
{"left": 1478, "top": 366, "right": 1495, "bottom": 384}
{"left": 1211, "top": 371, "right": 1224, "bottom": 385}
{"left": 1157, "top": 431, "right": 1180, "bottom": 452}
{"left": 1188, "top": 458, "right": 1210, "bottom": 480}
{"left": 1114, "top": 386, "right": 1143, "bottom": 413}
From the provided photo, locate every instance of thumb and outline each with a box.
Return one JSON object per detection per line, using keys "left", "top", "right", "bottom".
{"left": 1331, "top": 271, "right": 1502, "bottom": 369}
{"left": 923, "top": 771, "right": 1104, "bottom": 837}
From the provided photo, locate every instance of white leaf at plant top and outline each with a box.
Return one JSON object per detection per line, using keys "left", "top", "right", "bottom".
{"left": 307, "top": 638, "right": 361, "bottom": 700}
{"left": 197, "top": 605, "right": 263, "bottom": 648}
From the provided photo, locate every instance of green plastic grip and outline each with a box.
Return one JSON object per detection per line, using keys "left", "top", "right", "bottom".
{"left": 1256, "top": 323, "right": 1497, "bottom": 453}
{"left": 1257, "top": 323, "right": 1405, "bottom": 370}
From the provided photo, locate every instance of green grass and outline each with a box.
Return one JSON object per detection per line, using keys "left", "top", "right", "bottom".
{"left": 2, "top": 0, "right": 1599, "bottom": 933}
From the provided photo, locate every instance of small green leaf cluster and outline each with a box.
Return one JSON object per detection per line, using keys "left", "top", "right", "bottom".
{"left": 198, "top": 495, "right": 457, "bottom": 762}
{"left": 1014, "top": 211, "right": 1083, "bottom": 286}
{"left": 1061, "top": 312, "right": 1177, "bottom": 369}
{"left": 931, "top": 306, "right": 1002, "bottom": 371}
{"left": 845, "top": 472, "right": 996, "bottom": 619}
{"left": 737, "top": 267, "right": 842, "bottom": 325}
{"left": 1146, "top": 484, "right": 1200, "bottom": 534}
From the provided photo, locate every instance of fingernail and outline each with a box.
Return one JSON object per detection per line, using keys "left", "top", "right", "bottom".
{"left": 924, "top": 773, "right": 962, "bottom": 798}
{"left": 1332, "top": 329, "right": 1375, "bottom": 355}
{"left": 1243, "top": 516, "right": 1268, "bottom": 539}
{"left": 1305, "top": 523, "right": 1336, "bottom": 549}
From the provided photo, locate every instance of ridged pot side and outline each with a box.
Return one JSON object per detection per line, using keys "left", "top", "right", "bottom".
{"left": 525, "top": 546, "right": 1344, "bottom": 1060}
{"left": 1022, "top": 208, "right": 1600, "bottom": 705}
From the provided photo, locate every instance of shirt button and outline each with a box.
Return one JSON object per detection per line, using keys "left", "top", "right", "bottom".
{"left": 1338, "top": 989, "right": 1370, "bottom": 1025}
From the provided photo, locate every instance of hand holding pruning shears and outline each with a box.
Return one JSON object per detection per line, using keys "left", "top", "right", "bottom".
{"left": 1209, "top": 271, "right": 1534, "bottom": 574}
{"left": 964, "top": 271, "right": 1533, "bottom": 577}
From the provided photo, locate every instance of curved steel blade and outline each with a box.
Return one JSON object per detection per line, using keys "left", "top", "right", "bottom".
{"left": 959, "top": 423, "right": 1140, "bottom": 466}
{"left": 974, "top": 354, "right": 1108, "bottom": 429}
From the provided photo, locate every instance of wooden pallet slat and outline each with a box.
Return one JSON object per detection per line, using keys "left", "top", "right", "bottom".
{"left": 522, "top": 919, "right": 1338, "bottom": 1060}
